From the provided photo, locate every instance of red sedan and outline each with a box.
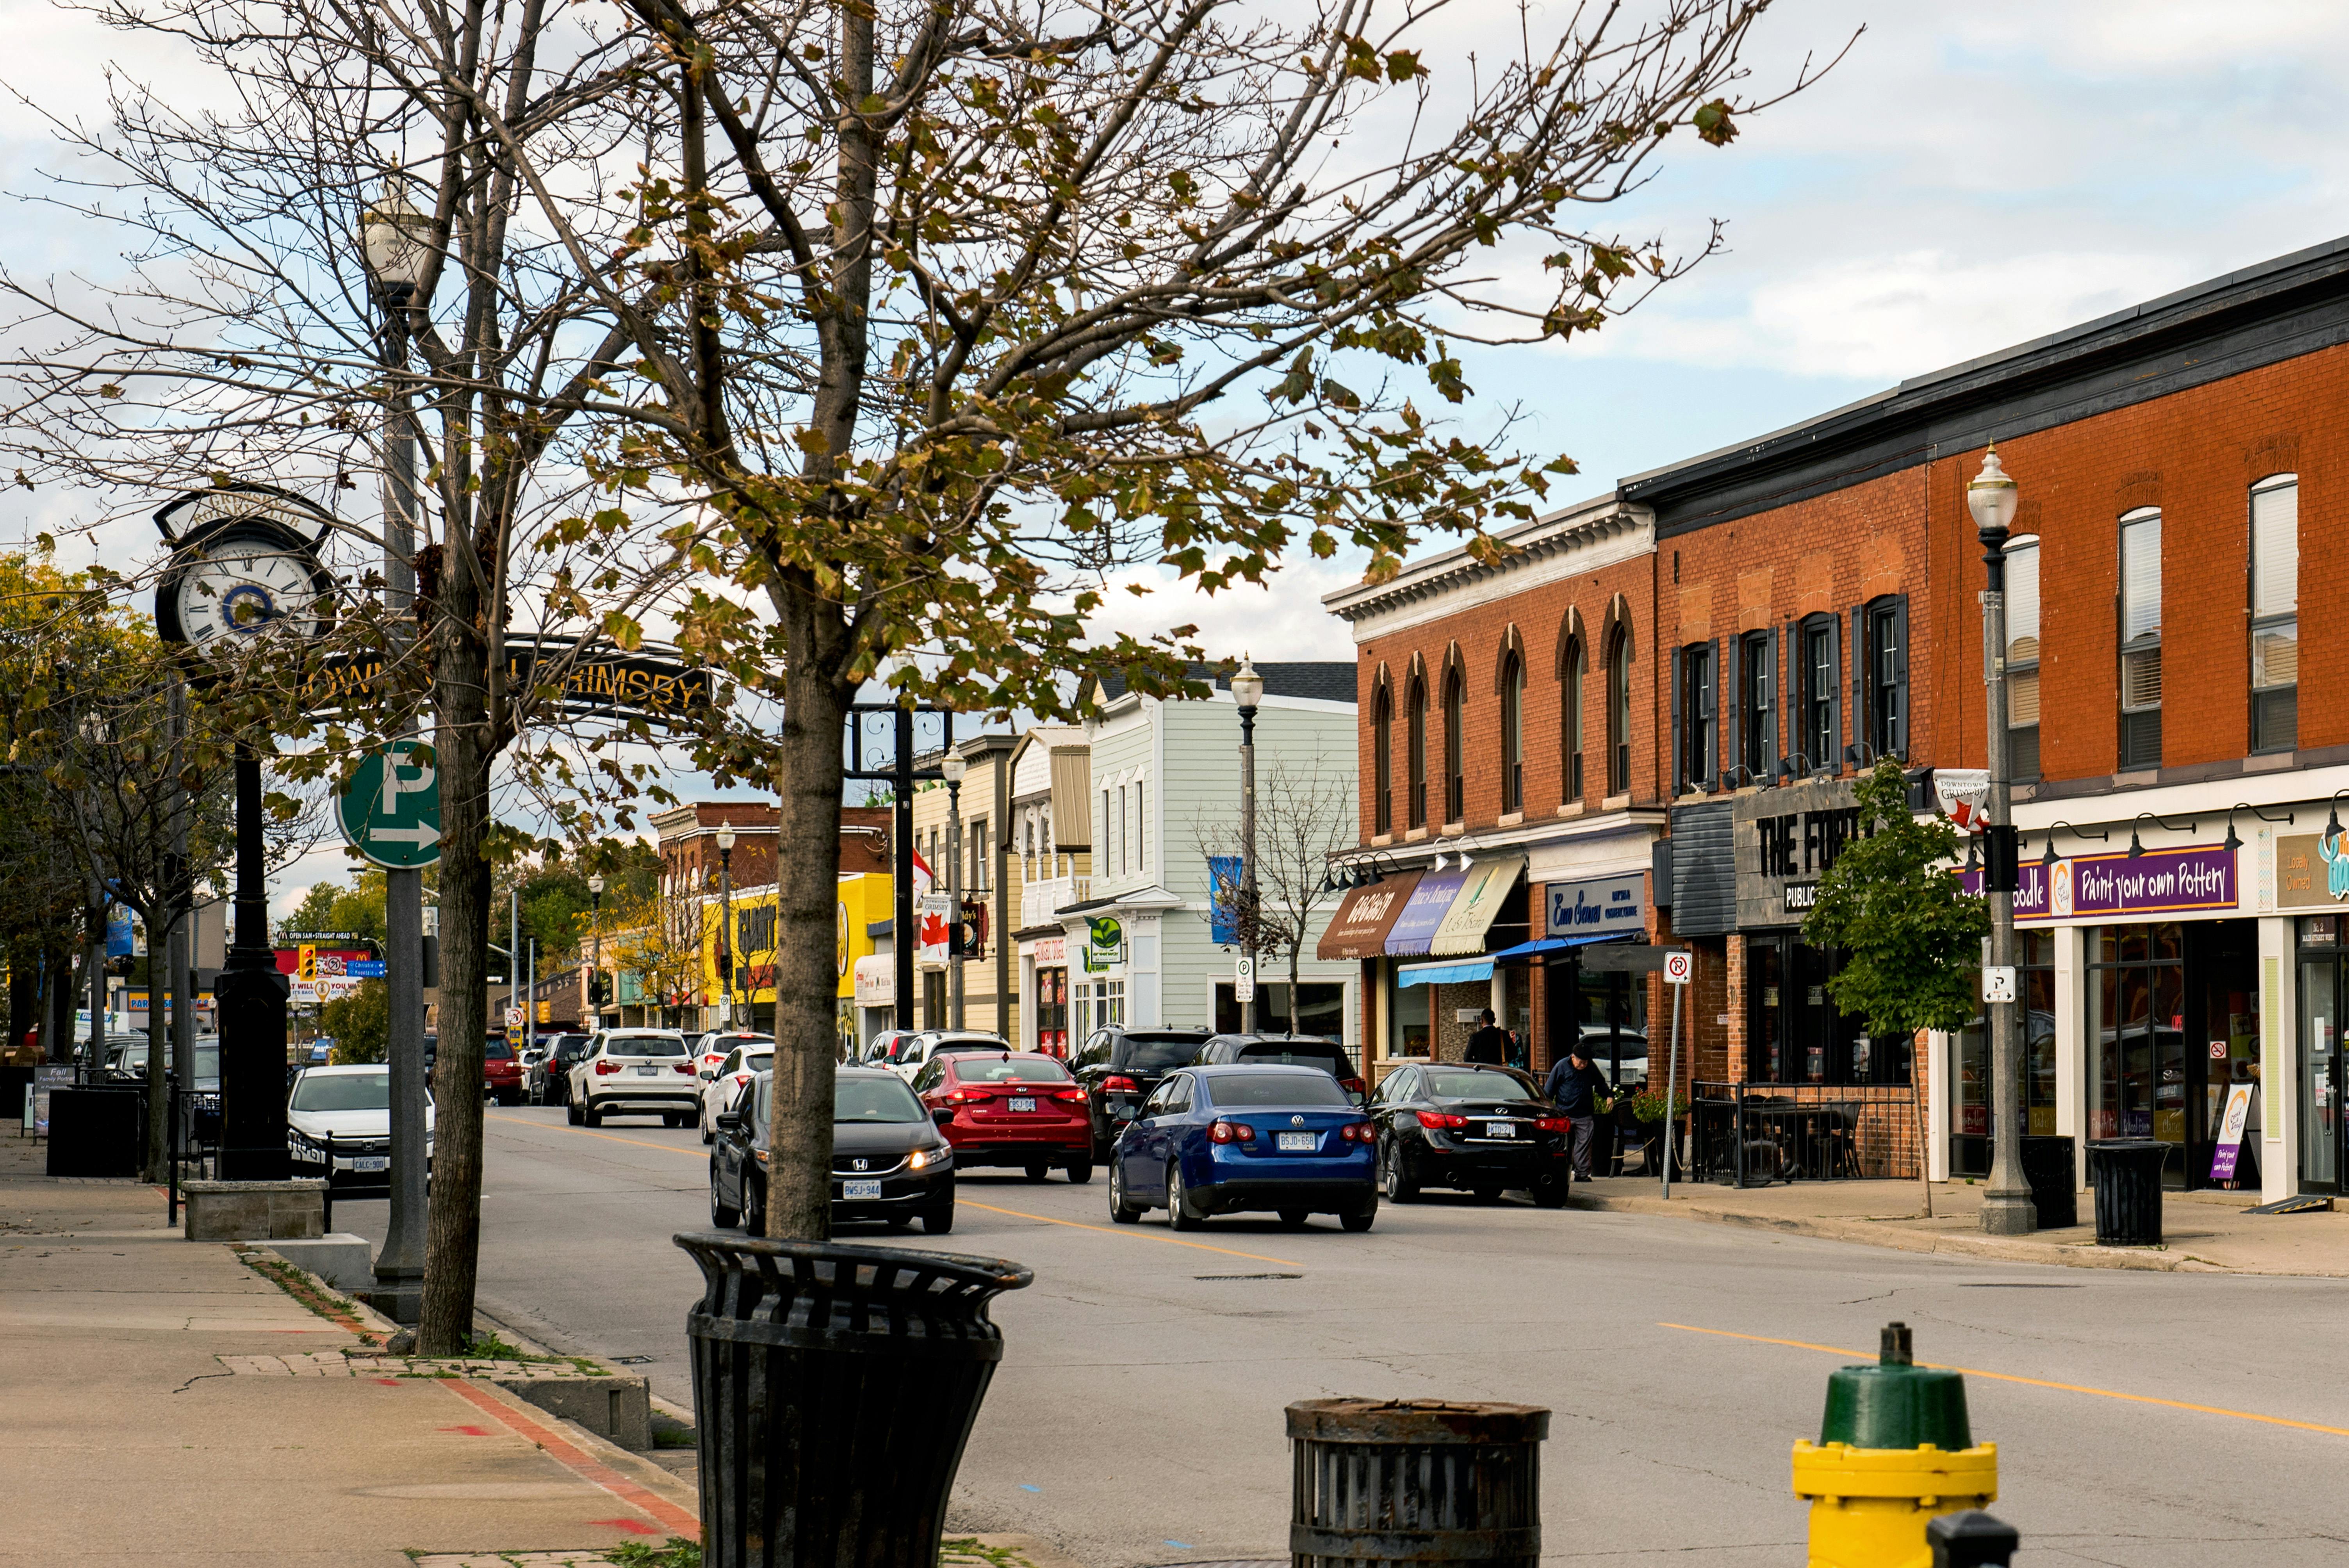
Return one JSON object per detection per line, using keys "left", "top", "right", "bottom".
{"left": 918, "top": 1051, "right": 1093, "bottom": 1183}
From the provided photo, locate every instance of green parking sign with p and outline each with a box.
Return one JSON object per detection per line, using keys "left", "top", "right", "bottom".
{"left": 338, "top": 739, "right": 442, "bottom": 869}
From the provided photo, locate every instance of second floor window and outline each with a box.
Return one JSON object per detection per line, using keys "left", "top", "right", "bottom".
{"left": 1739, "top": 629, "right": 1772, "bottom": 784}
{"left": 1372, "top": 684, "right": 1394, "bottom": 835}
{"left": 1407, "top": 676, "right": 1428, "bottom": 829}
{"left": 1866, "top": 598, "right": 1906, "bottom": 759}
{"left": 1442, "top": 669, "right": 1465, "bottom": 824}
{"left": 1607, "top": 627, "right": 1632, "bottom": 795}
{"left": 2251, "top": 475, "right": 2298, "bottom": 752}
{"left": 1499, "top": 652, "right": 1524, "bottom": 813}
{"left": 2119, "top": 508, "right": 2162, "bottom": 770}
{"left": 1563, "top": 637, "right": 1586, "bottom": 802}
{"left": 1679, "top": 643, "right": 1716, "bottom": 795}
{"left": 1799, "top": 616, "right": 1837, "bottom": 775}
{"left": 2006, "top": 537, "right": 2041, "bottom": 780}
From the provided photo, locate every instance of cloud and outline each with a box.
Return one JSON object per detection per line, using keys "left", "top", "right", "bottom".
{"left": 1084, "top": 557, "right": 1367, "bottom": 664}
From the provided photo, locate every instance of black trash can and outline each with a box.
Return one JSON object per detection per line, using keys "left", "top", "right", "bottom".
{"left": 46, "top": 1085, "right": 146, "bottom": 1178}
{"left": 2020, "top": 1135, "right": 2078, "bottom": 1230}
{"left": 676, "top": 1232, "right": 1032, "bottom": 1568}
{"left": 1288, "top": 1397, "right": 1549, "bottom": 1568}
{"left": 2087, "top": 1138, "right": 2165, "bottom": 1245}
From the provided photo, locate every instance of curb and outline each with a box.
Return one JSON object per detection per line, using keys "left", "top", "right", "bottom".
{"left": 453, "top": 1377, "right": 700, "bottom": 1532}
{"left": 1567, "top": 1192, "right": 2214, "bottom": 1272}
{"left": 240, "top": 1244, "right": 411, "bottom": 1335}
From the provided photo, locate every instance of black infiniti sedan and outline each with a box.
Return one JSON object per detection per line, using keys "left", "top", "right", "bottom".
{"left": 1367, "top": 1061, "right": 1571, "bottom": 1207}
{"left": 1069, "top": 1026, "right": 1211, "bottom": 1161}
{"left": 710, "top": 1066, "right": 956, "bottom": 1234}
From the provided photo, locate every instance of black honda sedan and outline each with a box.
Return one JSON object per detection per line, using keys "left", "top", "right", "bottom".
{"left": 710, "top": 1066, "right": 956, "bottom": 1234}
{"left": 1367, "top": 1061, "right": 1571, "bottom": 1207}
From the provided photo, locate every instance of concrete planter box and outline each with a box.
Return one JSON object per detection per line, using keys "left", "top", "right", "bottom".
{"left": 182, "top": 1178, "right": 328, "bottom": 1241}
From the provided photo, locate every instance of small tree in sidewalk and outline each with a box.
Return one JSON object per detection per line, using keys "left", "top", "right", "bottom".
{"left": 1801, "top": 759, "right": 1988, "bottom": 1216}
{"left": 1194, "top": 757, "right": 1355, "bottom": 1032}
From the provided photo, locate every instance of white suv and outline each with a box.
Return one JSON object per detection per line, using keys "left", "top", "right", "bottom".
{"left": 889, "top": 1030, "right": 1012, "bottom": 1084}
{"left": 567, "top": 1030, "right": 696, "bottom": 1126}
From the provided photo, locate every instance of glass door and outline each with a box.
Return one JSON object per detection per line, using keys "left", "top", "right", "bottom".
{"left": 2089, "top": 923, "right": 2187, "bottom": 1186}
{"left": 2300, "top": 954, "right": 2339, "bottom": 1192}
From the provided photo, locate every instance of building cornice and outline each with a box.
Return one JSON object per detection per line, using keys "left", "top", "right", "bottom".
{"left": 1320, "top": 496, "right": 1653, "bottom": 637}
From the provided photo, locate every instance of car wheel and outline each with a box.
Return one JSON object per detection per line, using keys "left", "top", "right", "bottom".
{"left": 1277, "top": 1208, "right": 1310, "bottom": 1229}
{"left": 1024, "top": 1163, "right": 1049, "bottom": 1182}
{"left": 566, "top": 1098, "right": 583, "bottom": 1126}
{"left": 1339, "top": 1205, "right": 1377, "bottom": 1233}
{"left": 585, "top": 1104, "right": 604, "bottom": 1127}
{"left": 741, "top": 1177, "right": 766, "bottom": 1236}
{"left": 699, "top": 1112, "right": 715, "bottom": 1146}
{"left": 1472, "top": 1184, "right": 1503, "bottom": 1205}
{"left": 709, "top": 1164, "right": 739, "bottom": 1229}
{"left": 1109, "top": 1161, "right": 1141, "bottom": 1223}
{"left": 921, "top": 1194, "right": 955, "bottom": 1234}
{"left": 1381, "top": 1140, "right": 1420, "bottom": 1203}
{"left": 1532, "top": 1175, "right": 1570, "bottom": 1210}
{"left": 1166, "top": 1160, "right": 1204, "bottom": 1231}
{"left": 1064, "top": 1162, "right": 1093, "bottom": 1185}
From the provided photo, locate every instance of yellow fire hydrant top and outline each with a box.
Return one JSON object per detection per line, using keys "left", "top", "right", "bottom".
{"left": 1791, "top": 1323, "right": 1998, "bottom": 1568}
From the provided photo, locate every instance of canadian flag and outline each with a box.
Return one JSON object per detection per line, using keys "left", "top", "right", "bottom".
{"left": 911, "top": 846, "right": 934, "bottom": 900}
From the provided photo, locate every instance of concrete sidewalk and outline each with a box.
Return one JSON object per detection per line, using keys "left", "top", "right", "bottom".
{"left": 0, "top": 1129, "right": 699, "bottom": 1567}
{"left": 1571, "top": 1169, "right": 2349, "bottom": 1274}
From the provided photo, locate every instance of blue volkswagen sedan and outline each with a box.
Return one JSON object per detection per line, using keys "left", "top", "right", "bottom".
{"left": 1108, "top": 1065, "right": 1378, "bottom": 1231}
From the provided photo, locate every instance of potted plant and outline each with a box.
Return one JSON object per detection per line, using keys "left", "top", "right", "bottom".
{"left": 1626, "top": 1084, "right": 1690, "bottom": 1173}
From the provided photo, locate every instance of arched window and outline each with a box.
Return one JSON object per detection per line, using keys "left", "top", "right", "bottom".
{"left": 1606, "top": 624, "right": 1633, "bottom": 796}
{"left": 1406, "top": 675, "right": 1428, "bottom": 829}
{"left": 1562, "top": 636, "right": 1586, "bottom": 802}
{"left": 1372, "top": 682, "right": 1394, "bottom": 836}
{"left": 1443, "top": 667, "right": 1466, "bottom": 824}
{"left": 1499, "top": 652, "right": 1524, "bottom": 813}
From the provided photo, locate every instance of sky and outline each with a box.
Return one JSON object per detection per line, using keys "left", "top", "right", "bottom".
{"left": 7, "top": 0, "right": 2349, "bottom": 914}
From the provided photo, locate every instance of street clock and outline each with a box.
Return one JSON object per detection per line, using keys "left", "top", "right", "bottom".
{"left": 152, "top": 485, "right": 336, "bottom": 658}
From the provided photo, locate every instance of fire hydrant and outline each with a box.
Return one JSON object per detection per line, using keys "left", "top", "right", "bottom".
{"left": 1791, "top": 1322, "right": 1998, "bottom": 1568}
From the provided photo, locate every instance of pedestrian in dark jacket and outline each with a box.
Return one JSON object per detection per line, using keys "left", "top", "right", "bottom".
{"left": 1462, "top": 1009, "right": 1511, "bottom": 1066}
{"left": 1542, "top": 1046, "right": 1609, "bottom": 1179}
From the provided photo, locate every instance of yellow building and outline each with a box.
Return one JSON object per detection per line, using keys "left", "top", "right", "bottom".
{"left": 697, "top": 873, "right": 893, "bottom": 1051}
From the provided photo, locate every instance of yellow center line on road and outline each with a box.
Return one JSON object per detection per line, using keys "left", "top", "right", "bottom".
{"left": 487, "top": 1115, "right": 1305, "bottom": 1267}
{"left": 1660, "top": 1321, "right": 2349, "bottom": 1440}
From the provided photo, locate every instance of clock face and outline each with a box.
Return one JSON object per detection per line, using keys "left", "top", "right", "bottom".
{"left": 173, "top": 533, "right": 330, "bottom": 651}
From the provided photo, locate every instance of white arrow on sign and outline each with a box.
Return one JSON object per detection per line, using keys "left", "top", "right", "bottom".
{"left": 370, "top": 823, "right": 442, "bottom": 848}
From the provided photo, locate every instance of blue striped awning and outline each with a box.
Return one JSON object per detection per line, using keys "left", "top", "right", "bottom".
{"left": 1395, "top": 957, "right": 1494, "bottom": 988}
{"left": 1488, "top": 933, "right": 1633, "bottom": 962}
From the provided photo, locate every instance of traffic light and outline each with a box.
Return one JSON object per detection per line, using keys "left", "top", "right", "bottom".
{"left": 297, "top": 944, "right": 318, "bottom": 982}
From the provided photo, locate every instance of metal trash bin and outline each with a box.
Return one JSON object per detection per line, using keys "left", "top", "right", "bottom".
{"left": 1287, "top": 1397, "right": 1548, "bottom": 1568}
{"left": 675, "top": 1232, "right": 1031, "bottom": 1568}
{"left": 2087, "top": 1138, "right": 2165, "bottom": 1246}
{"left": 2020, "top": 1134, "right": 2078, "bottom": 1230}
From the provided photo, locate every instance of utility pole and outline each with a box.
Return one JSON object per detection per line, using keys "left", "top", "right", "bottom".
{"left": 942, "top": 751, "right": 966, "bottom": 1030}
{"left": 843, "top": 688, "right": 954, "bottom": 1035}
{"left": 1232, "top": 657, "right": 1265, "bottom": 1034}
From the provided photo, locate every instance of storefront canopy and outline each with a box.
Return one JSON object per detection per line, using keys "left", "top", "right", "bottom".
{"left": 1489, "top": 932, "right": 1631, "bottom": 962}
{"left": 1316, "top": 869, "right": 1425, "bottom": 961}
{"left": 1396, "top": 956, "right": 1493, "bottom": 988}
{"left": 1384, "top": 866, "right": 1470, "bottom": 957}
{"left": 1429, "top": 854, "right": 1527, "bottom": 957}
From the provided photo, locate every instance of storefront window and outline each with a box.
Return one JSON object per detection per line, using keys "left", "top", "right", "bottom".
{"left": 1216, "top": 981, "right": 1345, "bottom": 1039}
{"left": 1948, "top": 930, "right": 2055, "bottom": 1177}
{"left": 2301, "top": 917, "right": 2340, "bottom": 1192}
{"left": 1035, "top": 966, "right": 1068, "bottom": 1056}
{"left": 1390, "top": 974, "right": 1430, "bottom": 1058}
{"left": 2088, "top": 921, "right": 2256, "bottom": 1190}
{"left": 1745, "top": 935, "right": 1910, "bottom": 1087}
{"left": 1572, "top": 965, "right": 1650, "bottom": 1087}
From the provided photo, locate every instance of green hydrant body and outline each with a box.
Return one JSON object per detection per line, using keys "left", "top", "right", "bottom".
{"left": 1791, "top": 1323, "right": 1998, "bottom": 1568}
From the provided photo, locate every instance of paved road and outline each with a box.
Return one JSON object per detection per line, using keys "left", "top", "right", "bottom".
{"left": 339, "top": 1107, "right": 2349, "bottom": 1568}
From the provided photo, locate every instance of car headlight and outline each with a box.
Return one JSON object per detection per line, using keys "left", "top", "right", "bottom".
{"left": 909, "top": 1143, "right": 953, "bottom": 1171}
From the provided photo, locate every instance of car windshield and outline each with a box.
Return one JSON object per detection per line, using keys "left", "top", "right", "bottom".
{"left": 1235, "top": 1042, "right": 1351, "bottom": 1075}
{"left": 607, "top": 1035, "right": 686, "bottom": 1057}
{"left": 1121, "top": 1034, "right": 1201, "bottom": 1069}
{"left": 835, "top": 1076, "right": 925, "bottom": 1123}
{"left": 1424, "top": 1067, "right": 1540, "bottom": 1099}
{"left": 291, "top": 1071, "right": 390, "bottom": 1111}
{"left": 956, "top": 1057, "right": 1071, "bottom": 1083}
{"left": 1203, "top": 1072, "right": 1348, "bottom": 1108}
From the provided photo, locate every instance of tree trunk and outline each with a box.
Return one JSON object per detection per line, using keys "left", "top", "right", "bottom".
{"left": 418, "top": 596, "right": 493, "bottom": 1355}
{"left": 764, "top": 601, "right": 847, "bottom": 1241}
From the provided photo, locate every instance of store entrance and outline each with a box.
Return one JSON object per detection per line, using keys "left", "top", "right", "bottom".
{"left": 2089, "top": 921, "right": 2260, "bottom": 1190}
{"left": 2296, "top": 916, "right": 2345, "bottom": 1194}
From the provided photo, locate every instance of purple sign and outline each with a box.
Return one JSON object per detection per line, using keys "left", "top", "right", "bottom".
{"left": 1963, "top": 844, "right": 2236, "bottom": 922}
{"left": 1383, "top": 866, "right": 1470, "bottom": 957}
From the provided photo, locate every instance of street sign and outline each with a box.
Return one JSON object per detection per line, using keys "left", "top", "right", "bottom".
{"left": 337, "top": 739, "right": 442, "bottom": 869}
{"left": 504, "top": 1006, "right": 524, "bottom": 1027}
{"left": 1983, "top": 965, "right": 2017, "bottom": 1003}
{"left": 1235, "top": 955, "right": 1256, "bottom": 1003}
{"left": 1662, "top": 949, "right": 1694, "bottom": 986}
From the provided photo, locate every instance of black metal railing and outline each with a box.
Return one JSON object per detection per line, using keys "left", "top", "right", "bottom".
{"left": 166, "top": 1079, "right": 223, "bottom": 1225}
{"left": 1688, "top": 1082, "right": 1920, "bottom": 1186}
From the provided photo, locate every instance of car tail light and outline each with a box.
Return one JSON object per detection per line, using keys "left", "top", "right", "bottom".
{"left": 1341, "top": 1077, "right": 1367, "bottom": 1097}
{"left": 1208, "top": 1119, "right": 1256, "bottom": 1145}
{"left": 1103, "top": 1076, "right": 1139, "bottom": 1094}
{"left": 1053, "top": 1088, "right": 1087, "bottom": 1104}
{"left": 594, "top": 1060, "right": 620, "bottom": 1076}
{"left": 949, "top": 1088, "right": 993, "bottom": 1105}
{"left": 1419, "top": 1110, "right": 1466, "bottom": 1130}
{"left": 674, "top": 1060, "right": 695, "bottom": 1074}
{"left": 1534, "top": 1116, "right": 1571, "bottom": 1133}
{"left": 1338, "top": 1121, "right": 1373, "bottom": 1143}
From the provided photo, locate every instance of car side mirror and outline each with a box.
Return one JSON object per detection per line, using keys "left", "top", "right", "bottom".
{"left": 716, "top": 1110, "right": 741, "bottom": 1132}
{"left": 930, "top": 1107, "right": 954, "bottom": 1127}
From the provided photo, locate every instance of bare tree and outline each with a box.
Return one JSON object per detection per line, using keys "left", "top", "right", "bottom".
{"left": 1196, "top": 757, "right": 1356, "bottom": 1029}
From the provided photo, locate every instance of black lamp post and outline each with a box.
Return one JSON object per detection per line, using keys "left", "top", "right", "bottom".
{"left": 941, "top": 751, "right": 967, "bottom": 1030}
{"left": 715, "top": 824, "right": 737, "bottom": 1030}
{"left": 1231, "top": 656, "right": 1265, "bottom": 1033}
{"left": 587, "top": 873, "right": 604, "bottom": 1025}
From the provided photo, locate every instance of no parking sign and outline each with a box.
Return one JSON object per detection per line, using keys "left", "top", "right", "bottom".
{"left": 1662, "top": 949, "right": 1693, "bottom": 986}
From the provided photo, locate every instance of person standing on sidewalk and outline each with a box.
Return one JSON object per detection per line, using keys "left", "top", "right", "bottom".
{"left": 1543, "top": 1044, "right": 1609, "bottom": 1180}
{"left": 1463, "top": 1009, "right": 1511, "bottom": 1065}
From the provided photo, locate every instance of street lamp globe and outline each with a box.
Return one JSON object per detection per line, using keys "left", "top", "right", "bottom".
{"left": 1966, "top": 444, "right": 2020, "bottom": 542}
{"left": 714, "top": 824, "right": 736, "bottom": 853}
{"left": 1230, "top": 654, "right": 1265, "bottom": 712}
{"left": 359, "top": 185, "right": 437, "bottom": 299}
{"left": 939, "top": 752, "right": 968, "bottom": 785}
{"left": 586, "top": 874, "right": 604, "bottom": 896}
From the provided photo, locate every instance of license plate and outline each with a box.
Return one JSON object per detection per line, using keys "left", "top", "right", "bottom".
{"left": 1009, "top": 1097, "right": 1037, "bottom": 1113}
{"left": 635, "top": 1064, "right": 661, "bottom": 1076}
{"left": 1484, "top": 1121, "right": 1517, "bottom": 1138}
{"left": 1276, "top": 1131, "right": 1317, "bottom": 1151}
{"left": 349, "top": 1155, "right": 389, "bottom": 1172}
{"left": 841, "top": 1179, "right": 882, "bottom": 1200}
